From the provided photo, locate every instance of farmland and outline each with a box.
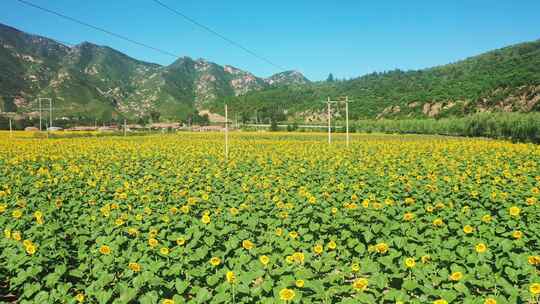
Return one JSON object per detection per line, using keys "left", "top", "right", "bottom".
{"left": 0, "top": 132, "right": 539, "bottom": 303}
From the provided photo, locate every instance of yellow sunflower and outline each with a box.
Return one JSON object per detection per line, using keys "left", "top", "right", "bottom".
{"left": 279, "top": 288, "right": 295, "bottom": 301}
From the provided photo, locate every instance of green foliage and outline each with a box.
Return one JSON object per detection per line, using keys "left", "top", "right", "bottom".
{"left": 353, "top": 113, "right": 540, "bottom": 142}
{"left": 326, "top": 73, "right": 334, "bottom": 82}
{"left": 270, "top": 119, "right": 278, "bottom": 131}
{"left": 0, "top": 133, "right": 539, "bottom": 303}
{"left": 286, "top": 123, "right": 299, "bottom": 132}
{"left": 0, "top": 23, "right": 298, "bottom": 122}
{"left": 219, "top": 40, "right": 540, "bottom": 119}
{"left": 2, "top": 22, "right": 540, "bottom": 124}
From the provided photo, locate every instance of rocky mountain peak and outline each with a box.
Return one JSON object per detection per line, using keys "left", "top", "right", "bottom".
{"left": 0, "top": 22, "right": 309, "bottom": 121}
{"left": 266, "top": 70, "right": 310, "bottom": 85}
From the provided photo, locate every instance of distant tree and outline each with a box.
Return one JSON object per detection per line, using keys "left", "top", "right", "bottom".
{"left": 150, "top": 111, "right": 161, "bottom": 123}
{"left": 137, "top": 116, "right": 150, "bottom": 125}
{"left": 326, "top": 73, "right": 334, "bottom": 82}
{"left": 286, "top": 122, "right": 299, "bottom": 132}
{"left": 190, "top": 113, "right": 209, "bottom": 126}
{"left": 100, "top": 108, "right": 113, "bottom": 124}
{"left": 1, "top": 97, "right": 17, "bottom": 112}
{"left": 270, "top": 118, "right": 278, "bottom": 131}
{"left": 0, "top": 116, "right": 9, "bottom": 130}
{"left": 200, "top": 114, "right": 210, "bottom": 126}
{"left": 240, "top": 112, "right": 251, "bottom": 123}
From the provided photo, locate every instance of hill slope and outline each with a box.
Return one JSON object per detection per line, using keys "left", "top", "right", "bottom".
{"left": 217, "top": 40, "right": 540, "bottom": 121}
{"left": 0, "top": 23, "right": 309, "bottom": 122}
{"left": 2, "top": 22, "right": 538, "bottom": 123}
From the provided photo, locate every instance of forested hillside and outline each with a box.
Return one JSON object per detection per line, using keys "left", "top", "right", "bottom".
{"left": 216, "top": 39, "right": 540, "bottom": 121}
{"left": 2, "top": 22, "right": 539, "bottom": 124}
{"left": 0, "top": 23, "right": 308, "bottom": 124}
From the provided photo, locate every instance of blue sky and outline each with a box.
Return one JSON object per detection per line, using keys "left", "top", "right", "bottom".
{"left": 2, "top": 0, "right": 540, "bottom": 80}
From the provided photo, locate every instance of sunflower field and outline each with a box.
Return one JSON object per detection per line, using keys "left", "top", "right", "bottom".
{"left": 0, "top": 132, "right": 539, "bottom": 304}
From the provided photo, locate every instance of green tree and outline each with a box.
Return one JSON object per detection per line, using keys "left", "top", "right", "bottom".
{"left": 270, "top": 118, "right": 278, "bottom": 131}
{"left": 150, "top": 111, "right": 161, "bottom": 123}
{"left": 326, "top": 73, "right": 334, "bottom": 82}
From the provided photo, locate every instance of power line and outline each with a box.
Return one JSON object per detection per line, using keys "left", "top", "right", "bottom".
{"left": 14, "top": 0, "right": 286, "bottom": 71}
{"left": 51, "top": 38, "right": 75, "bottom": 47}
{"left": 14, "top": 0, "right": 180, "bottom": 58}
{"left": 150, "top": 0, "right": 285, "bottom": 71}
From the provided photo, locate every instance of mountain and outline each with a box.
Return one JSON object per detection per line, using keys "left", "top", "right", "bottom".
{"left": 0, "top": 23, "right": 309, "bottom": 122}
{"left": 217, "top": 40, "right": 540, "bottom": 121}
{"left": 2, "top": 22, "right": 539, "bottom": 123}
{"left": 266, "top": 70, "right": 310, "bottom": 86}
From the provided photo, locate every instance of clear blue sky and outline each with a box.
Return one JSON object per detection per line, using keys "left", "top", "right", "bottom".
{"left": 2, "top": 0, "right": 540, "bottom": 81}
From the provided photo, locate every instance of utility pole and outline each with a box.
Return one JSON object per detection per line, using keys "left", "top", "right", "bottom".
{"left": 225, "top": 104, "right": 229, "bottom": 160}
{"left": 38, "top": 98, "right": 42, "bottom": 131}
{"left": 325, "top": 96, "right": 352, "bottom": 146}
{"left": 341, "top": 96, "right": 354, "bottom": 148}
{"left": 124, "top": 119, "right": 127, "bottom": 136}
{"left": 326, "top": 97, "right": 340, "bottom": 145}
{"left": 49, "top": 98, "right": 53, "bottom": 129}
{"left": 38, "top": 98, "right": 51, "bottom": 131}
{"left": 9, "top": 117, "right": 12, "bottom": 137}
{"left": 345, "top": 96, "right": 350, "bottom": 147}
{"left": 327, "top": 97, "right": 331, "bottom": 144}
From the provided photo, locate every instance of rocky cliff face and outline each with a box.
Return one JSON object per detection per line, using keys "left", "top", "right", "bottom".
{"left": 0, "top": 23, "right": 309, "bottom": 120}
{"left": 376, "top": 85, "right": 540, "bottom": 119}
{"left": 265, "top": 70, "right": 309, "bottom": 86}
